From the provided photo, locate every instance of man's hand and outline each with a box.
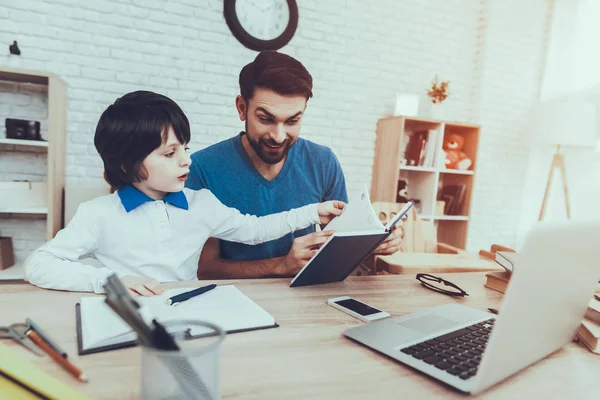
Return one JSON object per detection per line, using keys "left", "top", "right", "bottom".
{"left": 373, "top": 222, "right": 404, "bottom": 256}
{"left": 282, "top": 230, "right": 335, "bottom": 275}
{"left": 317, "top": 200, "right": 346, "bottom": 224}
{"left": 120, "top": 275, "right": 165, "bottom": 297}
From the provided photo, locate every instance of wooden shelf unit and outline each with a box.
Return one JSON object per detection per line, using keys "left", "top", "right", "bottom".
{"left": 370, "top": 116, "right": 480, "bottom": 249}
{"left": 0, "top": 67, "right": 67, "bottom": 240}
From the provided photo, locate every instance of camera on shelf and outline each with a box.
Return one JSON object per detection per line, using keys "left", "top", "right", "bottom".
{"left": 5, "top": 118, "right": 42, "bottom": 141}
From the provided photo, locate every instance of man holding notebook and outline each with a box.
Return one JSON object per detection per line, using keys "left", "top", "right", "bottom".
{"left": 186, "top": 51, "right": 402, "bottom": 279}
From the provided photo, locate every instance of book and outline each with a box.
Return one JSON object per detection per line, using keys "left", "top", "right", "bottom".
{"left": 495, "top": 251, "right": 519, "bottom": 273}
{"left": 585, "top": 297, "right": 600, "bottom": 325}
{"left": 0, "top": 342, "right": 91, "bottom": 399}
{"left": 438, "top": 184, "right": 467, "bottom": 215}
{"left": 484, "top": 271, "right": 511, "bottom": 294}
{"left": 76, "top": 285, "right": 277, "bottom": 355}
{"left": 577, "top": 318, "right": 600, "bottom": 354}
{"left": 290, "top": 187, "right": 412, "bottom": 287}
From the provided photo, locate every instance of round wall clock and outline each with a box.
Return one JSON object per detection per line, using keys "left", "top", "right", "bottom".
{"left": 224, "top": 0, "right": 299, "bottom": 51}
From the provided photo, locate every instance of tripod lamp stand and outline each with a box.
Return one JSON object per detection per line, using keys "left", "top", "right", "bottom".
{"left": 529, "top": 99, "right": 597, "bottom": 220}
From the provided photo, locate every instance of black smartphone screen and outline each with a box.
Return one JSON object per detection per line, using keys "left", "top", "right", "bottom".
{"left": 335, "top": 298, "right": 380, "bottom": 316}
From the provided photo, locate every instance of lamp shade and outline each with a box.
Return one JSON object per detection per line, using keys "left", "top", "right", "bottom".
{"left": 529, "top": 99, "right": 597, "bottom": 148}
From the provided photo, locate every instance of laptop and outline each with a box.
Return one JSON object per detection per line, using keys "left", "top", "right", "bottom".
{"left": 344, "top": 220, "right": 600, "bottom": 395}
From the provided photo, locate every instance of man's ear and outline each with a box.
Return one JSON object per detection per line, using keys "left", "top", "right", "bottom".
{"left": 235, "top": 95, "right": 248, "bottom": 121}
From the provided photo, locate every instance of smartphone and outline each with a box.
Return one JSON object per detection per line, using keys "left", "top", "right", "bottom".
{"left": 327, "top": 296, "right": 390, "bottom": 322}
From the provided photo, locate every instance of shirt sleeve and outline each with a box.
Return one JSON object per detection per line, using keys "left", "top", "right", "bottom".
{"left": 185, "top": 154, "right": 208, "bottom": 190}
{"left": 25, "top": 203, "right": 115, "bottom": 294}
{"left": 200, "top": 190, "right": 321, "bottom": 245}
{"left": 323, "top": 149, "right": 349, "bottom": 203}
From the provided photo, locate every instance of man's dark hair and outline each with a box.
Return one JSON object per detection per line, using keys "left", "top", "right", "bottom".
{"left": 239, "top": 50, "right": 313, "bottom": 102}
{"left": 94, "top": 90, "right": 190, "bottom": 190}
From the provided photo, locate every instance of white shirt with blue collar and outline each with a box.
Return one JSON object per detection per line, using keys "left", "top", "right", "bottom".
{"left": 25, "top": 185, "right": 320, "bottom": 293}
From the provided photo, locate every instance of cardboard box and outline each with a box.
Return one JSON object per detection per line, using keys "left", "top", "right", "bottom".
{"left": 0, "top": 237, "right": 15, "bottom": 270}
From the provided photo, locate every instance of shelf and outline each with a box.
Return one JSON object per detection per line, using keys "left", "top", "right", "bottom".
{"left": 0, "top": 207, "right": 48, "bottom": 215}
{"left": 0, "top": 67, "right": 51, "bottom": 85}
{"left": 0, "top": 138, "right": 48, "bottom": 149}
{"left": 439, "top": 169, "right": 474, "bottom": 175}
{"left": 0, "top": 262, "right": 25, "bottom": 281}
{"left": 401, "top": 166, "right": 437, "bottom": 173}
{"left": 434, "top": 215, "right": 469, "bottom": 221}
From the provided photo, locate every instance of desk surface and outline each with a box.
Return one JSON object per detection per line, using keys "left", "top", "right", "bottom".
{"left": 1, "top": 273, "right": 599, "bottom": 399}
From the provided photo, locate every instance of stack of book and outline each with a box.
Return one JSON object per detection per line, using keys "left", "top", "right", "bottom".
{"left": 578, "top": 296, "right": 600, "bottom": 354}
{"left": 402, "top": 129, "right": 442, "bottom": 168}
{"left": 438, "top": 184, "right": 467, "bottom": 216}
{"left": 483, "top": 270, "right": 600, "bottom": 355}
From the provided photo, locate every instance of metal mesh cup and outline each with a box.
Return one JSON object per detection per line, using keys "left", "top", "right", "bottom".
{"left": 140, "top": 320, "right": 226, "bottom": 400}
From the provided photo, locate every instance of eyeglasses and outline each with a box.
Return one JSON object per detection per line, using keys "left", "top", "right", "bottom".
{"left": 416, "top": 274, "right": 469, "bottom": 297}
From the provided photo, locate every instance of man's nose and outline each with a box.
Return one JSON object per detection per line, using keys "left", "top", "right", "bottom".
{"left": 270, "top": 123, "right": 286, "bottom": 143}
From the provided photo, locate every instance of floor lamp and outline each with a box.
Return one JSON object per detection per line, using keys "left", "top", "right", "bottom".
{"left": 529, "top": 99, "right": 597, "bottom": 220}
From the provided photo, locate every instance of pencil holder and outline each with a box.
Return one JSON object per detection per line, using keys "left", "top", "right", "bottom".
{"left": 140, "top": 320, "right": 226, "bottom": 400}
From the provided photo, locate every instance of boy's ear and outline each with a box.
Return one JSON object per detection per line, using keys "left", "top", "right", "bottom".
{"left": 235, "top": 95, "right": 248, "bottom": 121}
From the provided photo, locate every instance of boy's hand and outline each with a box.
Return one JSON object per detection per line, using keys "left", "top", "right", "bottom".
{"left": 120, "top": 276, "right": 165, "bottom": 297}
{"left": 317, "top": 200, "right": 346, "bottom": 224}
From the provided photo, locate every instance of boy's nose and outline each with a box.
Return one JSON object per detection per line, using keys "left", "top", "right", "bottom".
{"left": 181, "top": 152, "right": 191, "bottom": 167}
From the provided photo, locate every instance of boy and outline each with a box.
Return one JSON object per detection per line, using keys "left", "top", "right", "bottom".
{"left": 25, "top": 91, "right": 344, "bottom": 295}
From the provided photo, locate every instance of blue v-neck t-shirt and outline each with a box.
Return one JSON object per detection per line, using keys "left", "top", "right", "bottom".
{"left": 186, "top": 133, "right": 348, "bottom": 261}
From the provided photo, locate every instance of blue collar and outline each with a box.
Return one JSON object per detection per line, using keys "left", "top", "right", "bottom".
{"left": 117, "top": 185, "right": 189, "bottom": 212}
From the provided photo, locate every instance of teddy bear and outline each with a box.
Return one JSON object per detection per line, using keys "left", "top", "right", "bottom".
{"left": 442, "top": 133, "right": 472, "bottom": 170}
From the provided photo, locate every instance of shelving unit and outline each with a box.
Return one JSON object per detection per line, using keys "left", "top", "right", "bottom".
{"left": 0, "top": 262, "right": 25, "bottom": 281}
{"left": 370, "top": 116, "right": 480, "bottom": 249}
{"left": 0, "top": 137, "right": 49, "bottom": 149}
{"left": 0, "top": 67, "right": 66, "bottom": 278}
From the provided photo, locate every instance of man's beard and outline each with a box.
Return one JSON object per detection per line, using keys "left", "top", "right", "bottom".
{"left": 245, "top": 124, "right": 294, "bottom": 165}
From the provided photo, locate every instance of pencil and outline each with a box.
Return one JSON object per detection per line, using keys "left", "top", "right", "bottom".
{"left": 25, "top": 330, "right": 88, "bottom": 382}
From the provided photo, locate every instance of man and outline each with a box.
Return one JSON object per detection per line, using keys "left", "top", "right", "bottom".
{"left": 186, "top": 50, "right": 402, "bottom": 279}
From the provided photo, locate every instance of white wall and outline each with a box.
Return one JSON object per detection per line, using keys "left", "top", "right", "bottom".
{"left": 0, "top": 0, "right": 551, "bottom": 260}
{"left": 516, "top": 0, "right": 600, "bottom": 246}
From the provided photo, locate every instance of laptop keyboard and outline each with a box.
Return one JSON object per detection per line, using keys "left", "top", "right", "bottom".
{"left": 400, "top": 318, "right": 495, "bottom": 380}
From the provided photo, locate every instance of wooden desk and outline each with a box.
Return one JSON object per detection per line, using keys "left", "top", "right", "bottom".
{"left": 1, "top": 274, "right": 599, "bottom": 399}
{"left": 375, "top": 253, "right": 503, "bottom": 275}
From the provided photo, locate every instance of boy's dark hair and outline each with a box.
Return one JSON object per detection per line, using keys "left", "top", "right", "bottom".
{"left": 239, "top": 50, "right": 313, "bottom": 102}
{"left": 94, "top": 90, "right": 190, "bottom": 190}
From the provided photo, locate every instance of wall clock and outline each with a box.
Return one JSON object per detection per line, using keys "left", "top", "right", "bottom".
{"left": 224, "top": 0, "right": 299, "bottom": 51}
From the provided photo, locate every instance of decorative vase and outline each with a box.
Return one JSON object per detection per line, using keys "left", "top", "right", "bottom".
{"left": 429, "top": 102, "right": 448, "bottom": 121}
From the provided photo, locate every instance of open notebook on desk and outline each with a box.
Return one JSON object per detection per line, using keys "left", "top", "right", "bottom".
{"left": 76, "top": 285, "right": 277, "bottom": 355}
{"left": 290, "top": 187, "right": 413, "bottom": 287}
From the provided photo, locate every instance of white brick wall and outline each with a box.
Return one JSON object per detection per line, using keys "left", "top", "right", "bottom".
{"left": 0, "top": 0, "right": 551, "bottom": 257}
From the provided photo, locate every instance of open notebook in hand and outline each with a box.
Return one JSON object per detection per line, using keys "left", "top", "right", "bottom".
{"left": 76, "top": 285, "right": 277, "bottom": 355}
{"left": 290, "top": 187, "right": 413, "bottom": 287}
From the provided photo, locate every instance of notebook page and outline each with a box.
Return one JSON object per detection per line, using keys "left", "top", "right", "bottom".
{"left": 80, "top": 296, "right": 133, "bottom": 350}
{"left": 323, "top": 186, "right": 384, "bottom": 233}
{"left": 80, "top": 285, "right": 275, "bottom": 349}
{"left": 155, "top": 285, "right": 276, "bottom": 336}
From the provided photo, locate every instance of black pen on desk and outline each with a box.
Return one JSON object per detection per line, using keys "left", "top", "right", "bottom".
{"left": 26, "top": 318, "right": 68, "bottom": 358}
{"left": 165, "top": 284, "right": 217, "bottom": 306}
{"left": 488, "top": 307, "right": 499, "bottom": 315}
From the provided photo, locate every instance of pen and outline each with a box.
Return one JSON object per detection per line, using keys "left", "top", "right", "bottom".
{"left": 165, "top": 284, "right": 217, "bottom": 306}
{"left": 26, "top": 318, "right": 68, "bottom": 359}
{"left": 488, "top": 307, "right": 499, "bottom": 315}
{"left": 26, "top": 330, "right": 88, "bottom": 382}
